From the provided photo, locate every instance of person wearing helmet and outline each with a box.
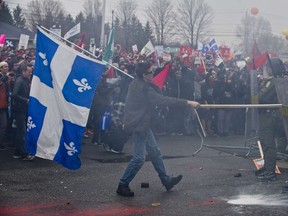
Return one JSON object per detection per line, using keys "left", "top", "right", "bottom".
{"left": 256, "top": 58, "right": 288, "bottom": 182}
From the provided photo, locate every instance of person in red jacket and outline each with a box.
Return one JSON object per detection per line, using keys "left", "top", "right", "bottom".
{"left": 0, "top": 61, "right": 9, "bottom": 150}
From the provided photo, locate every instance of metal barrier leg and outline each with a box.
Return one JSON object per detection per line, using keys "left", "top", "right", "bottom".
{"left": 193, "top": 106, "right": 260, "bottom": 157}
{"left": 192, "top": 129, "right": 205, "bottom": 156}
{"left": 192, "top": 110, "right": 206, "bottom": 156}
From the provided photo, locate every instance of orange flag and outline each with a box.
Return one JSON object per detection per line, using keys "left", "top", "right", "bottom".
{"left": 151, "top": 63, "right": 171, "bottom": 89}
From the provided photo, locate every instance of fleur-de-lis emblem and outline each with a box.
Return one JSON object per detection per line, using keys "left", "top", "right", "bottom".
{"left": 73, "top": 78, "right": 92, "bottom": 92}
{"left": 27, "top": 116, "right": 36, "bottom": 132}
{"left": 38, "top": 52, "right": 48, "bottom": 66}
{"left": 64, "top": 142, "right": 78, "bottom": 156}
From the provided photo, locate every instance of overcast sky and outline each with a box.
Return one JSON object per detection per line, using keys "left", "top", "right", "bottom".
{"left": 5, "top": 0, "right": 288, "bottom": 46}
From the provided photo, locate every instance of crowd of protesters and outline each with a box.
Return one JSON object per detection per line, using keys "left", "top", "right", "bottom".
{"left": 0, "top": 45, "right": 35, "bottom": 160}
{"left": 1, "top": 41, "right": 288, "bottom": 158}
{"left": 87, "top": 44, "right": 288, "bottom": 158}
{"left": 90, "top": 47, "right": 251, "bottom": 143}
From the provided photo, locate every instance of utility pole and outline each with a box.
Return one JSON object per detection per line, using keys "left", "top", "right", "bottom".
{"left": 100, "top": 0, "right": 106, "bottom": 47}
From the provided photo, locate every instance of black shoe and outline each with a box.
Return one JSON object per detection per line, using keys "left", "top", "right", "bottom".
{"left": 164, "top": 175, "right": 183, "bottom": 191}
{"left": 22, "top": 155, "right": 35, "bottom": 161}
{"left": 255, "top": 168, "right": 266, "bottom": 177}
{"left": 256, "top": 171, "right": 276, "bottom": 182}
{"left": 0, "top": 145, "right": 6, "bottom": 151}
{"left": 116, "top": 184, "right": 134, "bottom": 197}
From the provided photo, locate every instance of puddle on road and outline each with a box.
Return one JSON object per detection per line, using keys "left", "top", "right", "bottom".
{"left": 227, "top": 194, "right": 288, "bottom": 206}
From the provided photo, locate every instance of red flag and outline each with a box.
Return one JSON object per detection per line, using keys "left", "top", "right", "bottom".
{"left": 180, "top": 46, "right": 193, "bottom": 57}
{"left": 151, "top": 63, "right": 171, "bottom": 89}
{"left": 219, "top": 46, "right": 230, "bottom": 58}
{"left": 248, "top": 52, "right": 268, "bottom": 69}
{"left": 251, "top": 41, "right": 261, "bottom": 58}
{"left": 180, "top": 46, "right": 193, "bottom": 66}
{"left": 107, "top": 67, "right": 115, "bottom": 78}
{"left": 75, "top": 32, "right": 86, "bottom": 51}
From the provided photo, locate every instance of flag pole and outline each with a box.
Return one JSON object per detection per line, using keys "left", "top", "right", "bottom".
{"left": 38, "top": 25, "right": 134, "bottom": 79}
{"left": 100, "top": 0, "right": 106, "bottom": 47}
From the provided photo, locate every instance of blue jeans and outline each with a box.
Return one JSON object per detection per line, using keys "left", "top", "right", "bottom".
{"left": 119, "top": 129, "right": 170, "bottom": 185}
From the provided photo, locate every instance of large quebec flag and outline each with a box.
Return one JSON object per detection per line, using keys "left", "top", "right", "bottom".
{"left": 26, "top": 27, "right": 105, "bottom": 169}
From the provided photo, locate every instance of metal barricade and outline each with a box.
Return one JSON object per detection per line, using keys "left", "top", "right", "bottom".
{"left": 193, "top": 104, "right": 285, "bottom": 157}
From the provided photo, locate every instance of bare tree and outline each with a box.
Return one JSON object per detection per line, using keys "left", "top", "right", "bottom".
{"left": 26, "top": 0, "right": 65, "bottom": 31}
{"left": 116, "top": 0, "right": 137, "bottom": 51}
{"left": 145, "top": 0, "right": 174, "bottom": 45}
{"left": 236, "top": 13, "right": 274, "bottom": 55}
{"left": 175, "top": 0, "right": 213, "bottom": 48}
{"left": 83, "top": 0, "right": 102, "bottom": 18}
{"left": 116, "top": 0, "right": 137, "bottom": 25}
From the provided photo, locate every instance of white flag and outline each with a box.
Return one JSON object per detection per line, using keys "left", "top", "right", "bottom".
{"left": 132, "top": 44, "right": 138, "bottom": 53}
{"left": 64, "top": 23, "right": 81, "bottom": 40}
{"left": 18, "top": 34, "right": 30, "bottom": 49}
{"left": 140, "top": 40, "right": 155, "bottom": 57}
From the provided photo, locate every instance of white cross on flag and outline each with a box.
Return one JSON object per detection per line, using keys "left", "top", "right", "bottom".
{"left": 26, "top": 27, "right": 105, "bottom": 169}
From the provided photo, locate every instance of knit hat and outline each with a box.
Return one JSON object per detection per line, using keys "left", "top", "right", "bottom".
{"left": 0, "top": 61, "right": 8, "bottom": 68}
{"left": 135, "top": 61, "right": 152, "bottom": 78}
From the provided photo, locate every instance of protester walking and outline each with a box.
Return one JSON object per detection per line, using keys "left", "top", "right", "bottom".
{"left": 116, "top": 61, "right": 200, "bottom": 197}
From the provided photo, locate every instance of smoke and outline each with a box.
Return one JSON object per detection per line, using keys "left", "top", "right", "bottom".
{"left": 227, "top": 194, "right": 288, "bottom": 206}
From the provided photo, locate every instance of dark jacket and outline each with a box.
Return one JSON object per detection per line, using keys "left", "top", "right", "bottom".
{"left": 124, "top": 78, "right": 188, "bottom": 134}
{"left": 259, "top": 78, "right": 278, "bottom": 104}
{"left": 12, "top": 76, "right": 30, "bottom": 114}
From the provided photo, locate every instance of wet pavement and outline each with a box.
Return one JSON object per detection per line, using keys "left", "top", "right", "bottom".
{"left": 0, "top": 134, "right": 288, "bottom": 215}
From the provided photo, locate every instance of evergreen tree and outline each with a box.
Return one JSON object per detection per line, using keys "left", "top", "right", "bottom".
{"left": 121, "top": 18, "right": 130, "bottom": 51}
{"left": 75, "top": 12, "right": 85, "bottom": 25}
{"left": 130, "top": 15, "right": 143, "bottom": 52}
{"left": 62, "top": 14, "right": 75, "bottom": 37}
{"left": 54, "top": 11, "right": 65, "bottom": 35}
{"left": 13, "top": 5, "right": 26, "bottom": 28}
{"left": 0, "top": 2, "right": 14, "bottom": 25}
{"left": 114, "top": 17, "right": 123, "bottom": 47}
{"left": 144, "top": 21, "right": 156, "bottom": 44}
{"left": 83, "top": 13, "right": 96, "bottom": 47}
{"left": 94, "top": 14, "right": 103, "bottom": 47}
